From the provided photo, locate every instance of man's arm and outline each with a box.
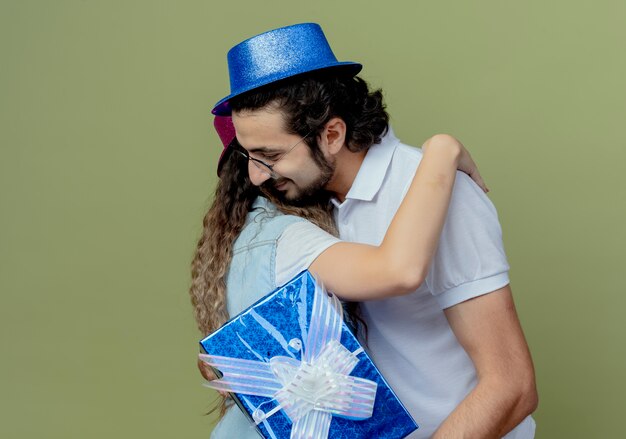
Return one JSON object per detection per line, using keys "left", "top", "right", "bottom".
{"left": 433, "top": 285, "right": 538, "bottom": 438}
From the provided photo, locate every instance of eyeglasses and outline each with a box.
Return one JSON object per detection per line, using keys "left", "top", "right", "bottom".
{"left": 233, "top": 131, "right": 312, "bottom": 180}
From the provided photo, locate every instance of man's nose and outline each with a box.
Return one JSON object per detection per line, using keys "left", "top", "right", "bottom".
{"left": 248, "top": 161, "right": 271, "bottom": 186}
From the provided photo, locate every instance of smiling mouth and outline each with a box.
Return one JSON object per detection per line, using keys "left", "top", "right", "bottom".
{"left": 274, "top": 180, "right": 289, "bottom": 191}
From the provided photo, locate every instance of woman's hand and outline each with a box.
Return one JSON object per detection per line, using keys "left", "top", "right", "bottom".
{"left": 422, "top": 134, "right": 489, "bottom": 193}
{"left": 197, "top": 357, "right": 229, "bottom": 397}
{"left": 197, "top": 357, "right": 215, "bottom": 381}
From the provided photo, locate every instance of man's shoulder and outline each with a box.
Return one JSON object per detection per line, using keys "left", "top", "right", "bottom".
{"left": 393, "top": 140, "right": 424, "bottom": 161}
{"left": 386, "top": 140, "right": 423, "bottom": 176}
{"left": 385, "top": 139, "right": 493, "bottom": 208}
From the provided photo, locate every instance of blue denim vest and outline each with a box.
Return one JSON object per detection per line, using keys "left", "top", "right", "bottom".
{"left": 212, "top": 196, "right": 304, "bottom": 439}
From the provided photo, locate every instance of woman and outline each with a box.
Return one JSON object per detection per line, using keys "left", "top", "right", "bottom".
{"left": 190, "top": 115, "right": 486, "bottom": 438}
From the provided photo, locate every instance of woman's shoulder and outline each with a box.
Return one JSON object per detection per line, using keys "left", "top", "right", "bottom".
{"left": 248, "top": 196, "right": 304, "bottom": 225}
{"left": 235, "top": 197, "right": 306, "bottom": 248}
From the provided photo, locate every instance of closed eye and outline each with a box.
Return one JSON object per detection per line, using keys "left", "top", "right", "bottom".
{"left": 261, "top": 153, "right": 281, "bottom": 161}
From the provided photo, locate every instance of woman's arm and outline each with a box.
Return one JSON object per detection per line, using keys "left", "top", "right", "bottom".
{"left": 309, "top": 134, "right": 486, "bottom": 300}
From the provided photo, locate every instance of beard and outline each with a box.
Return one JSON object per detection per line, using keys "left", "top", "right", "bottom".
{"left": 261, "top": 154, "right": 335, "bottom": 207}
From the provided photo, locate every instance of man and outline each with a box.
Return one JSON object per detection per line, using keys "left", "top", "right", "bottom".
{"left": 209, "top": 23, "right": 537, "bottom": 438}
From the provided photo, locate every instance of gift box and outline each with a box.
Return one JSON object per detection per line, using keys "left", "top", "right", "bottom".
{"left": 199, "top": 270, "right": 418, "bottom": 439}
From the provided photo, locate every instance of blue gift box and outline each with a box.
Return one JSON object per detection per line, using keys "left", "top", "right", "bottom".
{"left": 200, "top": 270, "right": 418, "bottom": 439}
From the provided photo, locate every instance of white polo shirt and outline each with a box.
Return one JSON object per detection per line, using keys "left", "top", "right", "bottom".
{"left": 331, "top": 129, "right": 535, "bottom": 439}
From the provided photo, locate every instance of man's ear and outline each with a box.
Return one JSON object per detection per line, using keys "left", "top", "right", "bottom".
{"left": 321, "top": 117, "right": 346, "bottom": 156}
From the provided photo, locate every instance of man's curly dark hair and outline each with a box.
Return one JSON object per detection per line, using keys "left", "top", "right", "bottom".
{"left": 230, "top": 72, "right": 389, "bottom": 154}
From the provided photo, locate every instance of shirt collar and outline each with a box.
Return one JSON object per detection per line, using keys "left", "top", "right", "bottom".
{"left": 332, "top": 126, "right": 399, "bottom": 206}
{"left": 251, "top": 196, "right": 274, "bottom": 210}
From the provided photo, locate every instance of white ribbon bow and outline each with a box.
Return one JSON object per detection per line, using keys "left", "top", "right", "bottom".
{"left": 200, "top": 279, "right": 377, "bottom": 439}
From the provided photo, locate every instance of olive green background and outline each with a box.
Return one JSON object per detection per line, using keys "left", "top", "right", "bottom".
{"left": 1, "top": 1, "right": 624, "bottom": 437}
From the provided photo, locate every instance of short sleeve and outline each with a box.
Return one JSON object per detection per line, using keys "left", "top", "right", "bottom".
{"left": 426, "top": 172, "right": 511, "bottom": 309}
{"left": 275, "top": 221, "right": 341, "bottom": 286}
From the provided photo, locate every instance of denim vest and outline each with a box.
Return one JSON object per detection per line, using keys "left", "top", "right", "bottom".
{"left": 225, "top": 197, "right": 305, "bottom": 316}
{"left": 211, "top": 196, "right": 304, "bottom": 439}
